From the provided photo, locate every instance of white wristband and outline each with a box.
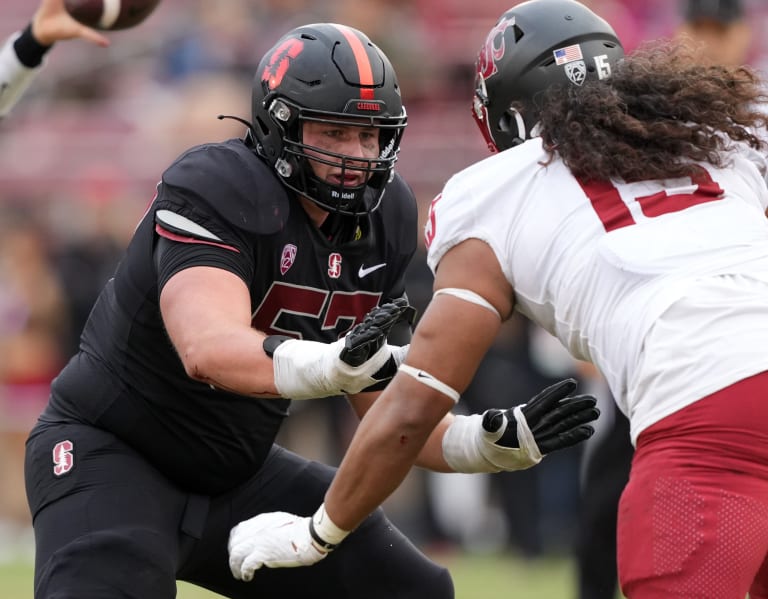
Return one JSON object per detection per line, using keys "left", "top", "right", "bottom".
{"left": 442, "top": 414, "right": 501, "bottom": 473}
{"left": 309, "top": 503, "right": 350, "bottom": 551}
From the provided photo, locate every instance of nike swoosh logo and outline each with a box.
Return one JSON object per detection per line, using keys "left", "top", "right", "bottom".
{"left": 358, "top": 263, "right": 386, "bottom": 278}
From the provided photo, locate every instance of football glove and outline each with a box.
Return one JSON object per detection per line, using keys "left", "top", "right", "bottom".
{"left": 267, "top": 299, "right": 413, "bottom": 399}
{"left": 442, "top": 378, "right": 599, "bottom": 473}
{"left": 228, "top": 504, "right": 348, "bottom": 579}
{"left": 228, "top": 512, "right": 325, "bottom": 579}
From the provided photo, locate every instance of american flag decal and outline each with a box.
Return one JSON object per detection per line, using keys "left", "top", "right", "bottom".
{"left": 553, "top": 44, "right": 583, "bottom": 65}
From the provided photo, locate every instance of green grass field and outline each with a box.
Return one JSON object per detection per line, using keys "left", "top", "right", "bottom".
{"left": 0, "top": 552, "right": 587, "bottom": 599}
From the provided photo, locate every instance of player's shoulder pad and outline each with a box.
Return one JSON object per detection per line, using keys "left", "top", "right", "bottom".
{"left": 160, "top": 139, "right": 290, "bottom": 235}
{"left": 378, "top": 171, "right": 418, "bottom": 253}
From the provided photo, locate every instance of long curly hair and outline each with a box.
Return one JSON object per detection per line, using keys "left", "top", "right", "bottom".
{"left": 536, "top": 39, "right": 768, "bottom": 182}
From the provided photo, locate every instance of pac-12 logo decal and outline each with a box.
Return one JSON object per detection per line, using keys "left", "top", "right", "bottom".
{"left": 565, "top": 61, "right": 587, "bottom": 86}
{"left": 52, "top": 440, "right": 74, "bottom": 476}
{"left": 328, "top": 253, "right": 342, "bottom": 279}
{"left": 262, "top": 38, "right": 304, "bottom": 90}
{"left": 280, "top": 244, "right": 297, "bottom": 275}
{"left": 477, "top": 15, "right": 516, "bottom": 80}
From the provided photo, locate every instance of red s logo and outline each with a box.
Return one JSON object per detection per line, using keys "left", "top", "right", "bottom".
{"left": 328, "top": 253, "right": 342, "bottom": 279}
{"left": 477, "top": 16, "right": 516, "bottom": 80}
{"left": 52, "top": 440, "right": 74, "bottom": 476}
{"left": 262, "top": 38, "right": 305, "bottom": 90}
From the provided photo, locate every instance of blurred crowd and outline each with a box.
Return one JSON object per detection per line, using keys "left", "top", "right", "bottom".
{"left": 2, "top": 0, "right": 768, "bottom": 582}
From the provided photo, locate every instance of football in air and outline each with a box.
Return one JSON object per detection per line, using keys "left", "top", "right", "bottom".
{"left": 64, "top": 0, "right": 162, "bottom": 30}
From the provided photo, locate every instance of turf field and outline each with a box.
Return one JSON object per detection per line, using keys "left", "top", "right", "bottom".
{"left": 0, "top": 552, "right": 589, "bottom": 598}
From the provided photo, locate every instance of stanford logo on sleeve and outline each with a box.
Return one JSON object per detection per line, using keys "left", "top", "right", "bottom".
{"left": 52, "top": 440, "right": 74, "bottom": 476}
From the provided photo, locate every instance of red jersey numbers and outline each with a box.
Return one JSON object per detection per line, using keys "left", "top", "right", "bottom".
{"left": 52, "top": 440, "right": 74, "bottom": 476}
{"left": 252, "top": 283, "right": 381, "bottom": 338}
{"left": 579, "top": 169, "right": 725, "bottom": 232}
{"left": 424, "top": 193, "right": 442, "bottom": 248}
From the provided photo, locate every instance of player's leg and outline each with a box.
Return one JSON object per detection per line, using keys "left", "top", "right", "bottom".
{"left": 25, "top": 420, "right": 187, "bottom": 599}
{"left": 617, "top": 372, "right": 768, "bottom": 599}
{"left": 576, "top": 401, "right": 631, "bottom": 599}
{"left": 750, "top": 550, "right": 768, "bottom": 599}
{"left": 181, "top": 445, "right": 454, "bottom": 599}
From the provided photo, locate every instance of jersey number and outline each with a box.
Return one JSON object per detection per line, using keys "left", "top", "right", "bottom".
{"left": 252, "top": 282, "right": 381, "bottom": 339}
{"left": 579, "top": 169, "right": 724, "bottom": 232}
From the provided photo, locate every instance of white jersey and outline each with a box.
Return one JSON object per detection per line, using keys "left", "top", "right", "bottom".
{"left": 426, "top": 137, "right": 768, "bottom": 444}
{"left": 0, "top": 31, "right": 43, "bottom": 118}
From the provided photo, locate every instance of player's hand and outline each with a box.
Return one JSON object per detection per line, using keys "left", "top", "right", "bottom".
{"left": 341, "top": 298, "right": 414, "bottom": 392}
{"left": 267, "top": 299, "right": 414, "bottom": 399}
{"left": 32, "top": 0, "right": 110, "bottom": 47}
{"left": 442, "top": 378, "right": 599, "bottom": 473}
{"left": 228, "top": 512, "right": 326, "bottom": 580}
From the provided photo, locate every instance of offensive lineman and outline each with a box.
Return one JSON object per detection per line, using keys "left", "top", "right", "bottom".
{"left": 229, "top": 3, "right": 768, "bottom": 599}
{"left": 24, "top": 22, "right": 598, "bottom": 598}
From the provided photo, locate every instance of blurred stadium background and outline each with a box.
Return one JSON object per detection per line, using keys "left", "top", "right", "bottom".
{"left": 2, "top": 1, "right": 768, "bottom": 598}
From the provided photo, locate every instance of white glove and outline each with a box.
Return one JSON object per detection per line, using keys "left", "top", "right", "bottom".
{"left": 228, "top": 512, "right": 325, "bottom": 579}
{"left": 442, "top": 407, "right": 543, "bottom": 473}
{"left": 228, "top": 504, "right": 350, "bottom": 580}
{"left": 269, "top": 299, "right": 412, "bottom": 400}
{"left": 271, "top": 336, "right": 393, "bottom": 399}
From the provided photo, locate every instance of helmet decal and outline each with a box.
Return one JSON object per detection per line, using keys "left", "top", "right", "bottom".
{"left": 332, "top": 24, "right": 375, "bottom": 100}
{"left": 565, "top": 61, "right": 587, "bottom": 85}
{"left": 553, "top": 43, "right": 584, "bottom": 65}
{"left": 477, "top": 16, "right": 516, "bottom": 80}
{"left": 262, "top": 38, "right": 305, "bottom": 90}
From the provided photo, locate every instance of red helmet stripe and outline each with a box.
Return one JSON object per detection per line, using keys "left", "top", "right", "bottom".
{"left": 333, "top": 24, "right": 375, "bottom": 100}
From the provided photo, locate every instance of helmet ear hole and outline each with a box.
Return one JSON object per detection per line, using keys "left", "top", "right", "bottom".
{"left": 497, "top": 108, "right": 527, "bottom": 148}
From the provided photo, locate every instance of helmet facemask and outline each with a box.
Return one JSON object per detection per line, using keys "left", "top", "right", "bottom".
{"left": 266, "top": 97, "right": 405, "bottom": 216}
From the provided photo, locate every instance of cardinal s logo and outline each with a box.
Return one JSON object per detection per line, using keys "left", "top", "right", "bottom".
{"left": 477, "top": 16, "right": 516, "bottom": 80}
{"left": 262, "top": 38, "right": 305, "bottom": 90}
{"left": 52, "top": 440, "right": 74, "bottom": 476}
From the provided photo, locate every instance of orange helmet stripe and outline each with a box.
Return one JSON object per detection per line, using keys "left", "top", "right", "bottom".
{"left": 333, "top": 24, "right": 375, "bottom": 100}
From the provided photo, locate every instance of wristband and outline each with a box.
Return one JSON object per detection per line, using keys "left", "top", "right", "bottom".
{"left": 14, "top": 24, "right": 52, "bottom": 68}
{"left": 309, "top": 503, "right": 349, "bottom": 552}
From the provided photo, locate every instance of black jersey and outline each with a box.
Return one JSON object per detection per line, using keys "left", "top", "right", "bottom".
{"left": 48, "top": 138, "right": 418, "bottom": 494}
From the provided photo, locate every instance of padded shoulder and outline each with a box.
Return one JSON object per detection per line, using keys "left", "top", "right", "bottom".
{"left": 379, "top": 171, "right": 418, "bottom": 255}
{"left": 160, "top": 139, "right": 290, "bottom": 235}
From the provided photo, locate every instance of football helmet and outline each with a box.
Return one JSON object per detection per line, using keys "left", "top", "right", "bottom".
{"left": 252, "top": 23, "right": 407, "bottom": 216}
{"left": 473, "top": 0, "right": 624, "bottom": 152}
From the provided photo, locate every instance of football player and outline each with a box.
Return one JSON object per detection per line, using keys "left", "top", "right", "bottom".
{"left": 231, "top": 2, "right": 768, "bottom": 598}
{"left": 0, "top": 0, "right": 108, "bottom": 119}
{"left": 24, "top": 21, "right": 598, "bottom": 599}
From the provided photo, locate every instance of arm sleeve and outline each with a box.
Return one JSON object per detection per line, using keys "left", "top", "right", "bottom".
{"left": 0, "top": 25, "right": 52, "bottom": 118}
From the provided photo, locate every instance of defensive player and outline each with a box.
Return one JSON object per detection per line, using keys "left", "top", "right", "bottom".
{"left": 24, "top": 22, "right": 597, "bottom": 598}
{"left": 229, "top": 3, "right": 768, "bottom": 598}
{"left": 0, "top": 0, "right": 108, "bottom": 119}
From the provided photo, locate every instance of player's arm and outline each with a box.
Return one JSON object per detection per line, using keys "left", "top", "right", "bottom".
{"left": 160, "top": 264, "right": 408, "bottom": 400}
{"left": 227, "top": 239, "right": 598, "bottom": 577}
{"left": 0, "top": 0, "right": 108, "bottom": 118}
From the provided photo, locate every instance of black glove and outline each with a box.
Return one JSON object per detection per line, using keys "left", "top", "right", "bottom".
{"left": 340, "top": 298, "right": 415, "bottom": 391}
{"left": 482, "top": 378, "right": 599, "bottom": 454}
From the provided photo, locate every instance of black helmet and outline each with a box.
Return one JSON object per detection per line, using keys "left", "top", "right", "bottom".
{"left": 252, "top": 23, "right": 407, "bottom": 216}
{"left": 473, "top": 0, "right": 624, "bottom": 152}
